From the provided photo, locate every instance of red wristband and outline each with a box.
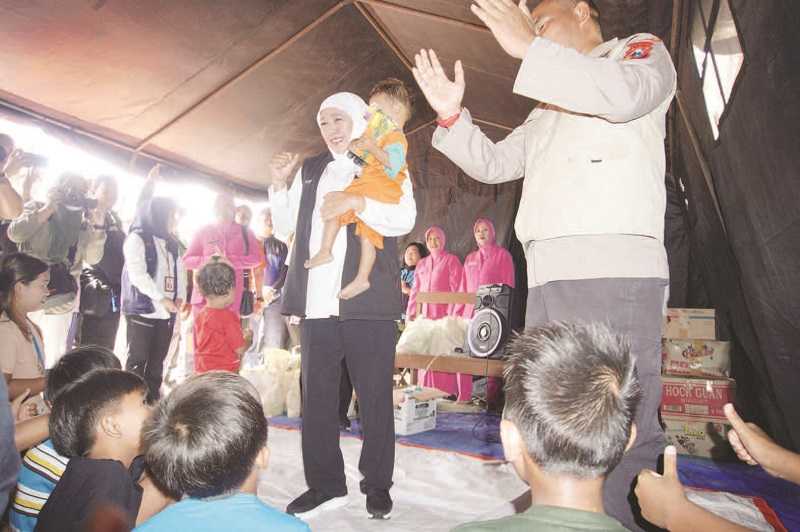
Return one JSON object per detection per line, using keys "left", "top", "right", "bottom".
{"left": 436, "top": 111, "right": 461, "bottom": 129}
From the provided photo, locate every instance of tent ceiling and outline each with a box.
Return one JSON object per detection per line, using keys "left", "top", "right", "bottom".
{"left": 0, "top": 0, "right": 671, "bottom": 189}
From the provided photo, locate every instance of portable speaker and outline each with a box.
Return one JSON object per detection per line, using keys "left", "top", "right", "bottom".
{"left": 467, "top": 284, "right": 513, "bottom": 358}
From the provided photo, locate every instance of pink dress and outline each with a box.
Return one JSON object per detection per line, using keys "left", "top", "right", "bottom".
{"left": 182, "top": 221, "right": 263, "bottom": 316}
{"left": 407, "top": 227, "right": 471, "bottom": 401}
{"left": 459, "top": 218, "right": 515, "bottom": 403}
{"left": 459, "top": 218, "right": 515, "bottom": 318}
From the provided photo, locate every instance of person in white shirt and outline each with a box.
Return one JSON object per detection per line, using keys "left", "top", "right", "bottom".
{"left": 269, "top": 92, "right": 416, "bottom": 520}
{"left": 121, "top": 196, "right": 186, "bottom": 402}
{"left": 412, "top": 0, "right": 676, "bottom": 529}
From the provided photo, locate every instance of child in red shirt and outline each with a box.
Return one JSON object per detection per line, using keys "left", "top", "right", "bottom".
{"left": 194, "top": 258, "right": 253, "bottom": 373}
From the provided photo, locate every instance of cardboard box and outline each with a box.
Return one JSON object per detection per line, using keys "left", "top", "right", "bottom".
{"left": 663, "top": 308, "right": 716, "bottom": 340}
{"left": 663, "top": 414, "right": 733, "bottom": 459}
{"left": 393, "top": 387, "right": 449, "bottom": 436}
{"left": 662, "top": 339, "right": 731, "bottom": 379}
{"left": 661, "top": 376, "right": 735, "bottom": 420}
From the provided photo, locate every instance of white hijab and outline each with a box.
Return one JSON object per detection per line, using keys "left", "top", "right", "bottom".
{"left": 316, "top": 92, "right": 368, "bottom": 165}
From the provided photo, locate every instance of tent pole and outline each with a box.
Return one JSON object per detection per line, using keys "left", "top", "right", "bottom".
{"left": 353, "top": 0, "right": 514, "bottom": 133}
{"left": 0, "top": 99, "right": 265, "bottom": 195}
{"left": 355, "top": 0, "right": 489, "bottom": 33}
{"left": 406, "top": 119, "right": 437, "bottom": 136}
{"left": 675, "top": 90, "right": 728, "bottom": 236}
{"left": 354, "top": 2, "right": 413, "bottom": 70}
{"left": 134, "top": 1, "right": 347, "bottom": 153}
{"left": 473, "top": 118, "right": 512, "bottom": 131}
{"left": 667, "top": 0, "right": 684, "bottom": 175}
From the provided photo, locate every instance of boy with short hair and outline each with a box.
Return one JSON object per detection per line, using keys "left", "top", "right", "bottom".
{"left": 36, "top": 368, "right": 166, "bottom": 532}
{"left": 11, "top": 345, "right": 121, "bottom": 532}
{"left": 193, "top": 258, "right": 252, "bottom": 373}
{"left": 135, "top": 371, "right": 309, "bottom": 531}
{"left": 454, "top": 322, "right": 639, "bottom": 531}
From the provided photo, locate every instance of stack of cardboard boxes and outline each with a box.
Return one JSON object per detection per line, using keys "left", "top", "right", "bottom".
{"left": 661, "top": 308, "right": 735, "bottom": 459}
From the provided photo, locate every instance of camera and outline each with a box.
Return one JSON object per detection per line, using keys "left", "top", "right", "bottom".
{"left": 62, "top": 189, "right": 98, "bottom": 211}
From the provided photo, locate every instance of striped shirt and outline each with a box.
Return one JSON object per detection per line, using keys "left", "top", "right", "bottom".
{"left": 10, "top": 439, "right": 69, "bottom": 532}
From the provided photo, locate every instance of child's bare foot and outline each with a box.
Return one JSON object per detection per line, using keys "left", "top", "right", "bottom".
{"left": 305, "top": 251, "right": 333, "bottom": 269}
{"left": 338, "top": 279, "right": 370, "bottom": 300}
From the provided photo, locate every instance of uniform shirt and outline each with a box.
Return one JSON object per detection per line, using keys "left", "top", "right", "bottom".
{"left": 270, "top": 158, "right": 416, "bottom": 319}
{"left": 35, "top": 456, "right": 145, "bottom": 532}
{"left": 193, "top": 307, "right": 244, "bottom": 373}
{"left": 134, "top": 493, "right": 310, "bottom": 532}
{"left": 452, "top": 505, "right": 628, "bottom": 532}
{"left": 10, "top": 439, "right": 69, "bottom": 532}
{"left": 123, "top": 233, "right": 187, "bottom": 320}
{"left": 0, "top": 315, "right": 45, "bottom": 380}
{"left": 433, "top": 35, "right": 676, "bottom": 288}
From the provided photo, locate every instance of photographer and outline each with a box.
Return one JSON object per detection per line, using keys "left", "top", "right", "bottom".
{"left": 7, "top": 172, "right": 107, "bottom": 366}
{"left": 77, "top": 175, "right": 124, "bottom": 351}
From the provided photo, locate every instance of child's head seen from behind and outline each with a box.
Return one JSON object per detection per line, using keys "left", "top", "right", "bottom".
{"left": 142, "top": 371, "right": 268, "bottom": 499}
{"left": 368, "top": 78, "right": 412, "bottom": 129}
{"left": 502, "top": 322, "right": 641, "bottom": 482}
{"left": 49, "top": 369, "right": 149, "bottom": 466}
{"left": 45, "top": 345, "right": 122, "bottom": 405}
{"left": 196, "top": 258, "right": 236, "bottom": 308}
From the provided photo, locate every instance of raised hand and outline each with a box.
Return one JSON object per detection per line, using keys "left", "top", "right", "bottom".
{"left": 471, "top": 0, "right": 536, "bottom": 59}
{"left": 269, "top": 152, "right": 300, "bottom": 188}
{"left": 412, "top": 49, "right": 465, "bottom": 120}
{"left": 147, "top": 164, "right": 162, "bottom": 181}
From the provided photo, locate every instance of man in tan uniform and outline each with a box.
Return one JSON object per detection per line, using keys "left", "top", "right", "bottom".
{"left": 413, "top": 0, "right": 676, "bottom": 529}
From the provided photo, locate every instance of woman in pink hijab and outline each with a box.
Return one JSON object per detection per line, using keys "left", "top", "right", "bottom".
{"left": 460, "top": 218, "right": 515, "bottom": 403}
{"left": 459, "top": 218, "right": 515, "bottom": 318}
{"left": 182, "top": 193, "right": 263, "bottom": 317}
{"left": 407, "top": 226, "right": 469, "bottom": 400}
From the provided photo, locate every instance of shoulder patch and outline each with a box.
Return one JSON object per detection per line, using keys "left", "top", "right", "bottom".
{"left": 623, "top": 38, "right": 659, "bottom": 61}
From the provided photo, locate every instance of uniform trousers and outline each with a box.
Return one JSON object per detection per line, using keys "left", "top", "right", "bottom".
{"left": 525, "top": 277, "right": 667, "bottom": 532}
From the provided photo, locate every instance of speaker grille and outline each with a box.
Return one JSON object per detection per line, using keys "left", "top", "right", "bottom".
{"left": 467, "top": 308, "right": 506, "bottom": 358}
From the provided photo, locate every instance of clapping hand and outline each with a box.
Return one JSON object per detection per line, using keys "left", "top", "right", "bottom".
{"left": 412, "top": 49, "right": 465, "bottom": 120}
{"left": 470, "top": 0, "right": 536, "bottom": 60}
{"left": 11, "top": 389, "right": 37, "bottom": 422}
{"left": 269, "top": 152, "right": 300, "bottom": 188}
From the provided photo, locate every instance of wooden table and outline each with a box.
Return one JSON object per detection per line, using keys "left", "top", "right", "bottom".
{"left": 395, "top": 352, "right": 505, "bottom": 380}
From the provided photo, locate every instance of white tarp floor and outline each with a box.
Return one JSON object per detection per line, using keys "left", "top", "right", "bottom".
{"left": 257, "top": 427, "right": 779, "bottom": 532}
{"left": 257, "top": 426, "right": 527, "bottom": 532}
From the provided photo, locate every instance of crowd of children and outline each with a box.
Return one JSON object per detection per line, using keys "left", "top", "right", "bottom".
{"left": 2, "top": 310, "right": 799, "bottom": 531}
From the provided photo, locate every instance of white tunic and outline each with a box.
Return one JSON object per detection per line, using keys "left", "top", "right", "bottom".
{"left": 270, "top": 158, "right": 416, "bottom": 319}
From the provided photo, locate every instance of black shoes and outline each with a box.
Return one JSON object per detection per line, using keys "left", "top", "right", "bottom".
{"left": 365, "top": 489, "right": 393, "bottom": 520}
{"left": 286, "top": 489, "right": 348, "bottom": 519}
{"left": 287, "top": 486, "right": 392, "bottom": 520}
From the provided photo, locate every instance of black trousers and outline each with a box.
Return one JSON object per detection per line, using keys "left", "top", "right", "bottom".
{"left": 339, "top": 360, "right": 353, "bottom": 424}
{"left": 300, "top": 318, "right": 395, "bottom": 496}
{"left": 79, "top": 311, "right": 121, "bottom": 351}
{"left": 125, "top": 315, "right": 175, "bottom": 401}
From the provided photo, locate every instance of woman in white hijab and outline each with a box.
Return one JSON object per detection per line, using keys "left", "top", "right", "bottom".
{"left": 269, "top": 92, "right": 416, "bottom": 520}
